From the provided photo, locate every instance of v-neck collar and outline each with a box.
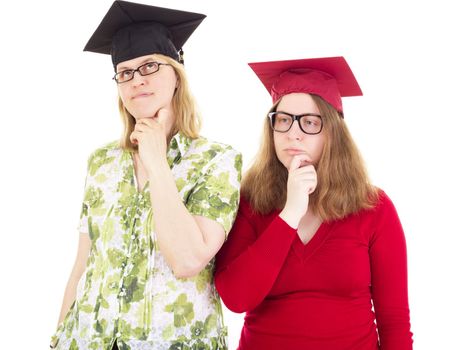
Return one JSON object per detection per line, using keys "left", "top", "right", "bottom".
{"left": 167, "top": 133, "right": 190, "bottom": 168}
{"left": 291, "top": 220, "right": 334, "bottom": 261}
{"left": 124, "top": 133, "right": 191, "bottom": 193}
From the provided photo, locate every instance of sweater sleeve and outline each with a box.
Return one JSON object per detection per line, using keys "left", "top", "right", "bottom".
{"left": 214, "top": 199, "right": 297, "bottom": 313}
{"left": 369, "top": 192, "right": 413, "bottom": 350}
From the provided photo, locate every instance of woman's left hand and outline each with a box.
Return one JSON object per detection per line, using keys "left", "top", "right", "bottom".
{"left": 130, "top": 109, "right": 170, "bottom": 175}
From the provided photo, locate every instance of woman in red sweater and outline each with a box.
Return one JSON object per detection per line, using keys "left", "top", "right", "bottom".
{"left": 215, "top": 57, "right": 413, "bottom": 349}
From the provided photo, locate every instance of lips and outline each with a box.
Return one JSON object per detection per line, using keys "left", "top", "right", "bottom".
{"left": 132, "top": 92, "right": 153, "bottom": 99}
{"left": 284, "top": 148, "right": 305, "bottom": 155}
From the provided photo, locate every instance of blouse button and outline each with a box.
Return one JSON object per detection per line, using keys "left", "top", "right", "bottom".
{"left": 116, "top": 332, "right": 122, "bottom": 338}
{"left": 131, "top": 235, "right": 136, "bottom": 240}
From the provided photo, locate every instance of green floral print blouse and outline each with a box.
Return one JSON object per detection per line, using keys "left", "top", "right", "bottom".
{"left": 51, "top": 133, "right": 242, "bottom": 350}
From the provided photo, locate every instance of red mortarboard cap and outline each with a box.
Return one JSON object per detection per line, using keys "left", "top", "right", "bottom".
{"left": 248, "top": 56, "right": 362, "bottom": 113}
{"left": 83, "top": 1, "right": 206, "bottom": 69}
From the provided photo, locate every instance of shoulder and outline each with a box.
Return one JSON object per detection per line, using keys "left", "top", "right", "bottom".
{"left": 87, "top": 140, "right": 121, "bottom": 160}
{"left": 186, "top": 136, "right": 242, "bottom": 171}
{"left": 239, "top": 195, "right": 254, "bottom": 215}
{"left": 349, "top": 188, "right": 395, "bottom": 215}
{"left": 238, "top": 195, "right": 276, "bottom": 221}
{"left": 354, "top": 188, "right": 401, "bottom": 229}
{"left": 189, "top": 136, "right": 239, "bottom": 156}
{"left": 233, "top": 196, "right": 284, "bottom": 235}
{"left": 86, "top": 140, "right": 122, "bottom": 174}
{"left": 372, "top": 188, "right": 397, "bottom": 214}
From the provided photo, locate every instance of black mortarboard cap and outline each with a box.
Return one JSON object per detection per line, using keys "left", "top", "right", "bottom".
{"left": 83, "top": 1, "right": 206, "bottom": 70}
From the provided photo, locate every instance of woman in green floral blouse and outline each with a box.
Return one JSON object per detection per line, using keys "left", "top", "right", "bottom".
{"left": 51, "top": 2, "right": 241, "bottom": 350}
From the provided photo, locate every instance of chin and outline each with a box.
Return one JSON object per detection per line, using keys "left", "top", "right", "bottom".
{"left": 131, "top": 109, "right": 157, "bottom": 120}
{"left": 125, "top": 104, "right": 156, "bottom": 119}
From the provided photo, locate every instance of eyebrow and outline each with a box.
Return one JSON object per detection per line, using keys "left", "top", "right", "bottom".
{"left": 117, "top": 57, "right": 157, "bottom": 71}
{"left": 276, "top": 111, "right": 321, "bottom": 116}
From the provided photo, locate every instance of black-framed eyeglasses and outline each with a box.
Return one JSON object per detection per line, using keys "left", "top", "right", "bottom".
{"left": 113, "top": 61, "right": 170, "bottom": 84}
{"left": 268, "top": 111, "right": 323, "bottom": 135}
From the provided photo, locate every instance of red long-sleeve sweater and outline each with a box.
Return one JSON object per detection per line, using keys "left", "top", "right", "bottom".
{"left": 215, "top": 191, "right": 412, "bottom": 350}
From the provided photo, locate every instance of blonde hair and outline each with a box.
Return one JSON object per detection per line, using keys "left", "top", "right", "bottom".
{"left": 242, "top": 94, "right": 378, "bottom": 221}
{"left": 118, "top": 55, "right": 201, "bottom": 150}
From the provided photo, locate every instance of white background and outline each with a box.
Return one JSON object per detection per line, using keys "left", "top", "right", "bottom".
{"left": 0, "top": 0, "right": 466, "bottom": 349}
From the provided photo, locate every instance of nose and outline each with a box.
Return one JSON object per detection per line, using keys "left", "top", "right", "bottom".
{"left": 287, "top": 120, "right": 303, "bottom": 140}
{"left": 131, "top": 71, "right": 146, "bottom": 86}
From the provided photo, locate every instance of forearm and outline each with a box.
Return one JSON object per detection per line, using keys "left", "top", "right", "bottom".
{"left": 215, "top": 215, "right": 296, "bottom": 313}
{"left": 149, "top": 162, "right": 210, "bottom": 277}
{"left": 57, "top": 274, "right": 80, "bottom": 326}
{"left": 57, "top": 233, "right": 90, "bottom": 326}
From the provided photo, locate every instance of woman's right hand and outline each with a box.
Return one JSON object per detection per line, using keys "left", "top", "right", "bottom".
{"left": 279, "top": 155, "right": 318, "bottom": 228}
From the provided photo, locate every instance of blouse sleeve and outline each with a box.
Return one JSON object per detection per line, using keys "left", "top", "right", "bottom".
{"left": 369, "top": 192, "right": 413, "bottom": 350}
{"left": 76, "top": 151, "right": 105, "bottom": 238}
{"left": 185, "top": 147, "right": 242, "bottom": 234}
{"left": 214, "top": 200, "right": 297, "bottom": 313}
{"left": 76, "top": 153, "right": 94, "bottom": 235}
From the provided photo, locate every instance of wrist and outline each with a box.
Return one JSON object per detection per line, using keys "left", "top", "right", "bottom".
{"left": 279, "top": 208, "right": 301, "bottom": 229}
{"left": 147, "top": 159, "right": 171, "bottom": 180}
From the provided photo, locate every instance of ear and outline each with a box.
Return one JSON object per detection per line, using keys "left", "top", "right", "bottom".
{"left": 173, "top": 80, "right": 180, "bottom": 96}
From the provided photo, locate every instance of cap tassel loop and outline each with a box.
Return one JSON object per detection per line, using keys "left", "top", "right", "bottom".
{"left": 179, "top": 48, "right": 184, "bottom": 65}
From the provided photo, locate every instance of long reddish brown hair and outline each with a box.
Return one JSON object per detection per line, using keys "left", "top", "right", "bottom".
{"left": 242, "top": 94, "right": 378, "bottom": 221}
